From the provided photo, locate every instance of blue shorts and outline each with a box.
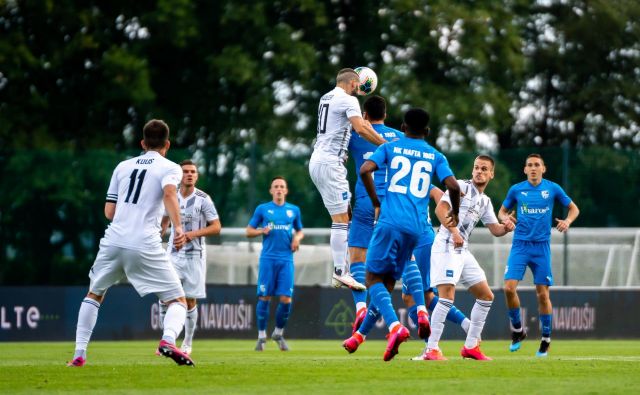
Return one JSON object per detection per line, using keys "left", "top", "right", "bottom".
{"left": 504, "top": 240, "right": 553, "bottom": 286}
{"left": 366, "top": 225, "right": 418, "bottom": 281}
{"left": 348, "top": 195, "right": 375, "bottom": 249}
{"left": 257, "top": 257, "right": 294, "bottom": 297}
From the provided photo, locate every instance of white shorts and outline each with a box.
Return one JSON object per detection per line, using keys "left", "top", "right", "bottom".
{"left": 309, "top": 160, "right": 351, "bottom": 215}
{"left": 430, "top": 249, "right": 487, "bottom": 288}
{"left": 89, "top": 239, "right": 184, "bottom": 302}
{"left": 170, "top": 252, "right": 207, "bottom": 299}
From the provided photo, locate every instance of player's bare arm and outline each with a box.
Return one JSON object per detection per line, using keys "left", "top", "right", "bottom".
{"left": 291, "top": 230, "right": 304, "bottom": 252}
{"left": 186, "top": 219, "right": 221, "bottom": 242}
{"left": 487, "top": 222, "right": 514, "bottom": 237}
{"left": 246, "top": 225, "right": 270, "bottom": 237}
{"left": 555, "top": 201, "right": 580, "bottom": 232}
{"left": 359, "top": 159, "right": 381, "bottom": 212}
{"left": 350, "top": 115, "right": 386, "bottom": 146}
{"left": 104, "top": 202, "right": 116, "bottom": 221}
{"left": 163, "top": 184, "right": 185, "bottom": 250}
{"left": 429, "top": 186, "right": 444, "bottom": 204}
{"left": 160, "top": 216, "right": 170, "bottom": 237}
{"left": 435, "top": 199, "right": 463, "bottom": 247}
{"left": 442, "top": 176, "right": 461, "bottom": 225}
{"left": 498, "top": 205, "right": 518, "bottom": 226}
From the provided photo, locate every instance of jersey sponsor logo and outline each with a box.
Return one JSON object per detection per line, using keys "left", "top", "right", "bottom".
{"left": 270, "top": 224, "right": 291, "bottom": 231}
{"left": 520, "top": 204, "right": 550, "bottom": 215}
{"left": 383, "top": 132, "right": 397, "bottom": 137}
{"left": 542, "top": 190, "right": 550, "bottom": 199}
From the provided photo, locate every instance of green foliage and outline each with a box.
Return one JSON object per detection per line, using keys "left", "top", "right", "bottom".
{"left": 1, "top": 1, "right": 639, "bottom": 284}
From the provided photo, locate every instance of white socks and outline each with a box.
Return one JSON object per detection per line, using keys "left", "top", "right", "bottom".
{"left": 74, "top": 298, "right": 100, "bottom": 357}
{"left": 162, "top": 302, "right": 187, "bottom": 344}
{"left": 465, "top": 299, "right": 493, "bottom": 349}
{"left": 427, "top": 298, "right": 452, "bottom": 350}
{"left": 330, "top": 223, "right": 349, "bottom": 274}
{"left": 182, "top": 306, "right": 198, "bottom": 347}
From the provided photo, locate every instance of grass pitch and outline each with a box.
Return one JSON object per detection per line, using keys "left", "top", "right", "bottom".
{"left": 1, "top": 339, "right": 639, "bottom": 394}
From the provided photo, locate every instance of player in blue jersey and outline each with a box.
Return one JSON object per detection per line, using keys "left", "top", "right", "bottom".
{"left": 357, "top": 108, "right": 460, "bottom": 361}
{"left": 498, "top": 154, "right": 580, "bottom": 357}
{"left": 246, "top": 177, "right": 304, "bottom": 352}
{"left": 347, "top": 95, "right": 404, "bottom": 331}
{"left": 346, "top": 97, "right": 469, "bottom": 343}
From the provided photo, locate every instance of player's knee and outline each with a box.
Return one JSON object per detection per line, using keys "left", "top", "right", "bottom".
{"left": 279, "top": 296, "right": 291, "bottom": 304}
{"left": 402, "top": 293, "right": 414, "bottom": 307}
{"left": 483, "top": 290, "right": 495, "bottom": 302}
{"left": 504, "top": 283, "right": 518, "bottom": 296}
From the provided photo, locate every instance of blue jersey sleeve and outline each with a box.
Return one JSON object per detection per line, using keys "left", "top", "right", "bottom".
{"left": 434, "top": 153, "right": 454, "bottom": 183}
{"left": 248, "top": 205, "right": 264, "bottom": 228}
{"left": 502, "top": 185, "right": 517, "bottom": 210}
{"left": 368, "top": 143, "right": 388, "bottom": 169}
{"left": 553, "top": 183, "right": 572, "bottom": 207}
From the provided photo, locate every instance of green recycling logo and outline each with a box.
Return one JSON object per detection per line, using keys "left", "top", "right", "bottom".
{"left": 325, "top": 299, "right": 355, "bottom": 336}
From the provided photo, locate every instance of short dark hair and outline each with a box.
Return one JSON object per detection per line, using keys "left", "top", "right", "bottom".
{"left": 336, "top": 68, "right": 358, "bottom": 84}
{"left": 180, "top": 159, "right": 196, "bottom": 168}
{"left": 526, "top": 153, "right": 544, "bottom": 164}
{"left": 271, "top": 176, "right": 287, "bottom": 187}
{"left": 475, "top": 155, "right": 495, "bottom": 168}
{"left": 363, "top": 95, "right": 386, "bottom": 121}
{"left": 403, "top": 108, "right": 430, "bottom": 135}
{"left": 143, "top": 119, "right": 169, "bottom": 149}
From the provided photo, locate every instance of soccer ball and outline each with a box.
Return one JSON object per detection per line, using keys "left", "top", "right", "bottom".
{"left": 355, "top": 66, "right": 378, "bottom": 96}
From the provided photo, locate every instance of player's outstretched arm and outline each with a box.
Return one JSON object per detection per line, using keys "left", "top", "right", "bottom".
{"left": 555, "top": 201, "right": 580, "bottom": 232}
{"left": 487, "top": 222, "right": 513, "bottom": 237}
{"left": 350, "top": 116, "right": 386, "bottom": 146}
{"left": 429, "top": 186, "right": 444, "bottom": 205}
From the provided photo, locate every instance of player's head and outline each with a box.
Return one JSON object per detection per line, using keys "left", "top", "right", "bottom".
{"left": 142, "top": 119, "right": 170, "bottom": 154}
{"left": 363, "top": 95, "right": 386, "bottom": 122}
{"left": 524, "top": 153, "right": 546, "bottom": 183}
{"left": 270, "top": 176, "right": 288, "bottom": 203}
{"left": 180, "top": 159, "right": 198, "bottom": 188}
{"left": 401, "top": 108, "right": 430, "bottom": 138}
{"left": 472, "top": 155, "right": 495, "bottom": 188}
{"left": 336, "top": 68, "right": 360, "bottom": 96}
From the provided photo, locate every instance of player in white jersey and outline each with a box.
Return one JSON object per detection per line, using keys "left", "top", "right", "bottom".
{"left": 309, "top": 68, "right": 387, "bottom": 290}
{"left": 160, "top": 159, "right": 221, "bottom": 356}
{"left": 421, "top": 155, "right": 514, "bottom": 361}
{"left": 67, "top": 120, "right": 194, "bottom": 367}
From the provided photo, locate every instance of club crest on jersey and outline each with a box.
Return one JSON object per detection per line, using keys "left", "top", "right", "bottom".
{"left": 286, "top": 210, "right": 293, "bottom": 218}
{"left": 541, "top": 190, "right": 549, "bottom": 199}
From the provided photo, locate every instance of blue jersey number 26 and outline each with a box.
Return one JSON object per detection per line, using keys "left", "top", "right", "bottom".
{"left": 388, "top": 157, "right": 431, "bottom": 198}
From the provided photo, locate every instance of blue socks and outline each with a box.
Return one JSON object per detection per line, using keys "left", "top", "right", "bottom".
{"left": 256, "top": 299, "right": 270, "bottom": 332}
{"left": 368, "top": 283, "right": 398, "bottom": 328}
{"left": 350, "top": 262, "right": 367, "bottom": 306}
{"left": 404, "top": 260, "right": 425, "bottom": 307}
{"left": 358, "top": 305, "right": 379, "bottom": 336}
{"left": 408, "top": 305, "right": 418, "bottom": 327}
{"left": 508, "top": 307, "right": 522, "bottom": 330}
{"left": 540, "top": 314, "right": 552, "bottom": 337}
{"left": 428, "top": 295, "right": 467, "bottom": 325}
{"left": 275, "top": 302, "right": 292, "bottom": 329}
